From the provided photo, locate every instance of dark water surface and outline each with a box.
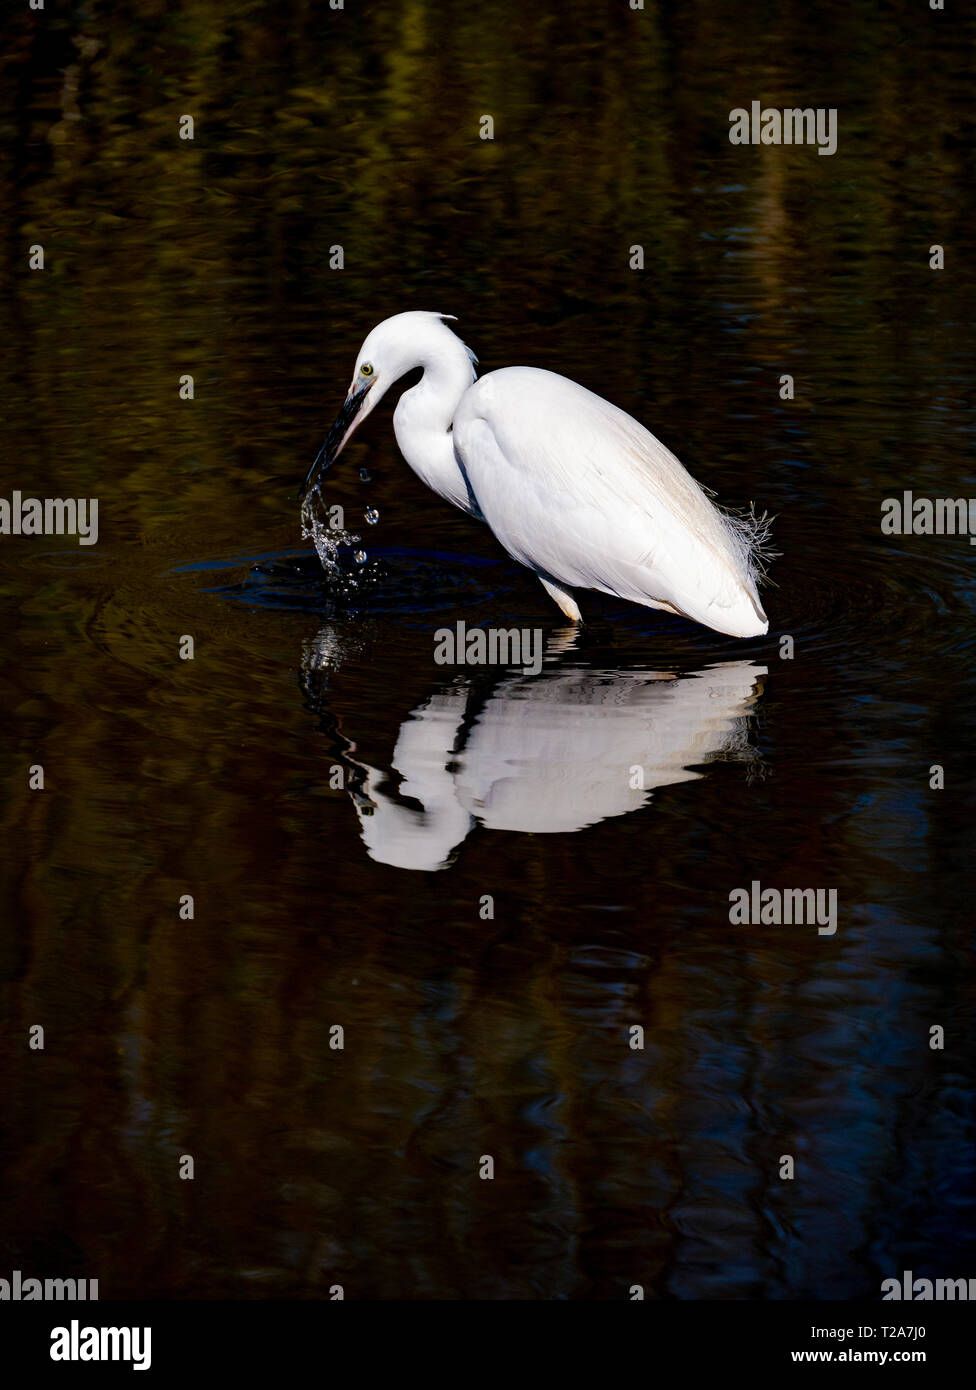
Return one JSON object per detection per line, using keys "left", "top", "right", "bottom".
{"left": 1, "top": 0, "right": 975, "bottom": 1299}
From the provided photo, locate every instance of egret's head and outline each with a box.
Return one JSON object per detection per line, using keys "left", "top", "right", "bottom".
{"left": 301, "top": 311, "right": 465, "bottom": 502}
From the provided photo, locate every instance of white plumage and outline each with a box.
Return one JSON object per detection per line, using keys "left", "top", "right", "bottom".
{"left": 303, "top": 311, "right": 771, "bottom": 637}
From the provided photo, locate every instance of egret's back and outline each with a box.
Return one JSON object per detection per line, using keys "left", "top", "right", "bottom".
{"left": 453, "top": 367, "right": 769, "bottom": 637}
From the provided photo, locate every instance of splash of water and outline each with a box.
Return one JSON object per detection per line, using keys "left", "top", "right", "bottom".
{"left": 301, "top": 488, "right": 361, "bottom": 578}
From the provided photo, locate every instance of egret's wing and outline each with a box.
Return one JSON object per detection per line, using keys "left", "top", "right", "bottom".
{"left": 454, "top": 368, "right": 768, "bottom": 636}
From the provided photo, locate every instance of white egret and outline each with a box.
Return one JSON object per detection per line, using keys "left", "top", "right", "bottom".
{"left": 302, "top": 311, "right": 771, "bottom": 636}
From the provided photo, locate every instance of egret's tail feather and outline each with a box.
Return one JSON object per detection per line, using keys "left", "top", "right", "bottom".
{"left": 720, "top": 504, "right": 778, "bottom": 588}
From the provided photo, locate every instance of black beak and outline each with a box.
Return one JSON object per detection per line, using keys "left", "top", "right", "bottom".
{"left": 300, "top": 383, "right": 371, "bottom": 502}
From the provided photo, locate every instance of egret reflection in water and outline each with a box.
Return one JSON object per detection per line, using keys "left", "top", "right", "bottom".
{"left": 309, "top": 654, "right": 767, "bottom": 871}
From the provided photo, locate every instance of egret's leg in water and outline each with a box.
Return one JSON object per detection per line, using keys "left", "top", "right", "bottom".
{"left": 539, "top": 576, "right": 583, "bottom": 624}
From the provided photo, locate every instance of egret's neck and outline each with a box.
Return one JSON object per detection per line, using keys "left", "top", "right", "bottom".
{"left": 393, "top": 340, "right": 480, "bottom": 516}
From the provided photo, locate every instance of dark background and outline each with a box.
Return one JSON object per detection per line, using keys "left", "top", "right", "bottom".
{"left": 0, "top": 0, "right": 974, "bottom": 1298}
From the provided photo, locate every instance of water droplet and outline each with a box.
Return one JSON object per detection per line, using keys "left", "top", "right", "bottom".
{"left": 365, "top": 507, "right": 379, "bottom": 525}
{"left": 300, "top": 492, "right": 361, "bottom": 580}
{"left": 354, "top": 549, "right": 367, "bottom": 565}
{"left": 359, "top": 468, "right": 371, "bottom": 482}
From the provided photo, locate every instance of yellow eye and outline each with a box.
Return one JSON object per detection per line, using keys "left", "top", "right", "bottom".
{"left": 360, "top": 362, "right": 374, "bottom": 376}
